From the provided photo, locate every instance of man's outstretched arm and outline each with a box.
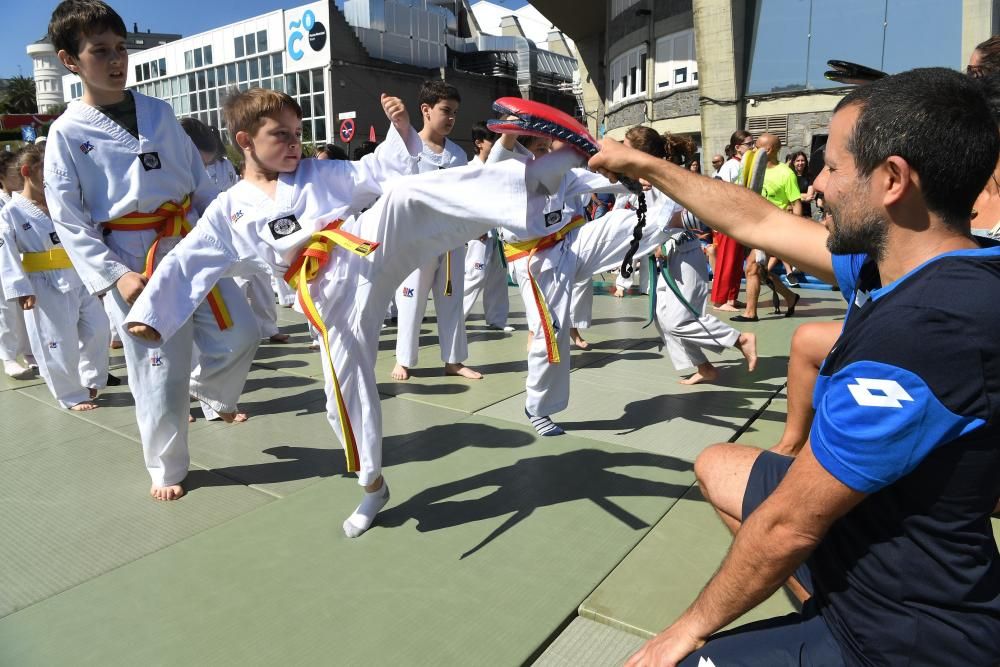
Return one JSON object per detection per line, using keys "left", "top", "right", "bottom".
{"left": 590, "top": 139, "right": 835, "bottom": 284}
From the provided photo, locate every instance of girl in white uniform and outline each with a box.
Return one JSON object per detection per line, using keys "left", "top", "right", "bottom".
{"left": 125, "top": 88, "right": 581, "bottom": 537}
{"left": 44, "top": 27, "right": 259, "bottom": 502}
{"left": 0, "top": 144, "right": 110, "bottom": 409}
{"left": 0, "top": 154, "right": 36, "bottom": 379}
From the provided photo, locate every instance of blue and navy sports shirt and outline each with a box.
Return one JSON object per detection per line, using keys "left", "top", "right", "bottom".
{"left": 809, "top": 244, "right": 1000, "bottom": 665}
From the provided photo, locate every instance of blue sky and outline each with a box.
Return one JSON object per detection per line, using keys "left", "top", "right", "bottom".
{"left": 2, "top": 0, "right": 531, "bottom": 79}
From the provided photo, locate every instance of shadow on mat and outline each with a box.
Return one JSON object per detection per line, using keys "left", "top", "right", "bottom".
{"left": 377, "top": 448, "right": 693, "bottom": 559}
{"left": 183, "top": 422, "right": 533, "bottom": 491}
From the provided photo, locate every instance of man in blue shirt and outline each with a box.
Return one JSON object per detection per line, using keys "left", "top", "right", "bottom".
{"left": 591, "top": 68, "right": 1000, "bottom": 666}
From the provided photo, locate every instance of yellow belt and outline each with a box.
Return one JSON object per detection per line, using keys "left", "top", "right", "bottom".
{"left": 103, "top": 196, "right": 232, "bottom": 330}
{"left": 502, "top": 215, "right": 588, "bottom": 364}
{"left": 284, "top": 220, "right": 380, "bottom": 473}
{"left": 21, "top": 247, "right": 73, "bottom": 272}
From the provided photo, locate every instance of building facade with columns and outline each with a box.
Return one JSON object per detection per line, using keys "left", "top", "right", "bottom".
{"left": 532, "top": 0, "right": 999, "bottom": 168}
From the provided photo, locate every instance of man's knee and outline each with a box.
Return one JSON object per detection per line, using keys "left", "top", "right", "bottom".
{"left": 695, "top": 444, "right": 763, "bottom": 516}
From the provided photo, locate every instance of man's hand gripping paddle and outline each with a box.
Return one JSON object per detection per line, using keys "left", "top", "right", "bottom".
{"left": 488, "top": 97, "right": 648, "bottom": 278}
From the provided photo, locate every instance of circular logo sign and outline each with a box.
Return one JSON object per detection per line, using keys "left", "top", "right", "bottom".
{"left": 340, "top": 118, "right": 355, "bottom": 143}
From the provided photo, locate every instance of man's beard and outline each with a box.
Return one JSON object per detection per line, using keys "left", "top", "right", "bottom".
{"left": 826, "top": 203, "right": 888, "bottom": 261}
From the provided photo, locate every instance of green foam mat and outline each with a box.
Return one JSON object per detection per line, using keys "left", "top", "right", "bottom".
{"left": 532, "top": 616, "right": 645, "bottom": 667}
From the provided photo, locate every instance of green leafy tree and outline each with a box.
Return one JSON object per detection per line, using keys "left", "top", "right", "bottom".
{"left": 1, "top": 76, "right": 38, "bottom": 114}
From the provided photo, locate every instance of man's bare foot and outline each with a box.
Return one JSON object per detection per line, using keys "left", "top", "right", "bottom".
{"left": 150, "top": 483, "right": 185, "bottom": 501}
{"left": 268, "top": 332, "right": 290, "bottom": 343}
{"left": 445, "top": 362, "right": 483, "bottom": 380}
{"left": 713, "top": 303, "right": 740, "bottom": 312}
{"left": 735, "top": 332, "right": 758, "bottom": 372}
{"left": 70, "top": 400, "right": 98, "bottom": 411}
{"left": 679, "top": 364, "right": 719, "bottom": 385}
{"left": 570, "top": 328, "right": 590, "bottom": 350}
{"left": 390, "top": 363, "right": 410, "bottom": 380}
{"left": 218, "top": 410, "right": 249, "bottom": 423}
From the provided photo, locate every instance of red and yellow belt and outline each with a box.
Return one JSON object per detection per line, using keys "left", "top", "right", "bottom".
{"left": 103, "top": 196, "right": 232, "bottom": 330}
{"left": 284, "top": 220, "right": 379, "bottom": 473}
{"left": 502, "top": 215, "right": 588, "bottom": 364}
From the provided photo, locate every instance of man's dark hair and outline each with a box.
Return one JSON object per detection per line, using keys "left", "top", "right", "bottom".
{"left": 49, "top": 0, "right": 127, "bottom": 57}
{"left": 973, "top": 36, "right": 1000, "bottom": 77}
{"left": 180, "top": 117, "right": 224, "bottom": 160}
{"left": 419, "top": 80, "right": 461, "bottom": 108}
{"left": 835, "top": 67, "right": 999, "bottom": 229}
{"left": 471, "top": 121, "right": 498, "bottom": 143}
{"left": 317, "top": 143, "right": 348, "bottom": 160}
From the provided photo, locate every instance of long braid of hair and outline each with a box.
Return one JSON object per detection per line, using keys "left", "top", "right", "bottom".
{"left": 619, "top": 193, "right": 646, "bottom": 278}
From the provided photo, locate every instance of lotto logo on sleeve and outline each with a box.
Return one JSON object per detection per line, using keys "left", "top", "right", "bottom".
{"left": 402, "top": 287, "right": 415, "bottom": 297}
{"left": 847, "top": 378, "right": 914, "bottom": 408}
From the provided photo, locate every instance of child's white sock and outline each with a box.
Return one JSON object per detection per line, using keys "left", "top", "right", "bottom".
{"left": 343, "top": 482, "right": 390, "bottom": 538}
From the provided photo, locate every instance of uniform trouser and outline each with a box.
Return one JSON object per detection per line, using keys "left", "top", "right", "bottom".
{"left": 570, "top": 275, "right": 593, "bottom": 329}
{"left": 311, "top": 161, "right": 533, "bottom": 486}
{"left": 655, "top": 241, "right": 740, "bottom": 371}
{"left": 521, "top": 210, "right": 676, "bottom": 418}
{"left": 272, "top": 274, "right": 297, "bottom": 307}
{"left": 236, "top": 272, "right": 279, "bottom": 338}
{"left": 0, "top": 295, "right": 31, "bottom": 362}
{"left": 394, "top": 245, "right": 468, "bottom": 367}
{"left": 108, "top": 276, "right": 259, "bottom": 487}
{"left": 463, "top": 236, "right": 510, "bottom": 327}
{"left": 23, "top": 282, "right": 110, "bottom": 407}
{"left": 615, "top": 256, "right": 650, "bottom": 293}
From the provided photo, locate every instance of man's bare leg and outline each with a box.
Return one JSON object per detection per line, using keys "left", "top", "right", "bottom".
{"left": 444, "top": 362, "right": 483, "bottom": 380}
{"left": 771, "top": 322, "right": 840, "bottom": 456}
{"left": 742, "top": 258, "right": 761, "bottom": 319}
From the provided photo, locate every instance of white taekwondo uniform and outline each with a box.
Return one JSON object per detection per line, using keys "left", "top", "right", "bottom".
{"left": 393, "top": 138, "right": 470, "bottom": 369}
{"left": 125, "top": 127, "right": 544, "bottom": 491}
{"left": 489, "top": 142, "right": 682, "bottom": 420}
{"left": 0, "top": 191, "right": 33, "bottom": 368}
{"left": 0, "top": 193, "right": 110, "bottom": 406}
{"left": 44, "top": 92, "right": 259, "bottom": 488}
{"left": 462, "top": 155, "right": 510, "bottom": 328}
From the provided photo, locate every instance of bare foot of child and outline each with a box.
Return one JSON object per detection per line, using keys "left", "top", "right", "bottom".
{"left": 268, "top": 332, "right": 290, "bottom": 343}
{"left": 679, "top": 363, "right": 719, "bottom": 385}
{"left": 70, "top": 400, "right": 98, "bottom": 411}
{"left": 390, "top": 363, "right": 410, "bottom": 380}
{"left": 188, "top": 413, "right": 196, "bottom": 423}
{"left": 218, "top": 410, "right": 249, "bottom": 423}
{"left": 613, "top": 286, "right": 625, "bottom": 298}
{"left": 445, "top": 362, "right": 483, "bottom": 380}
{"left": 570, "top": 327, "right": 590, "bottom": 350}
{"left": 150, "top": 483, "right": 185, "bottom": 501}
{"left": 735, "top": 332, "right": 758, "bottom": 372}
{"left": 713, "top": 303, "right": 740, "bottom": 312}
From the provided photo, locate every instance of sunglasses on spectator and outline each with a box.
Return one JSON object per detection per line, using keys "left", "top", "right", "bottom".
{"left": 740, "top": 139, "right": 754, "bottom": 147}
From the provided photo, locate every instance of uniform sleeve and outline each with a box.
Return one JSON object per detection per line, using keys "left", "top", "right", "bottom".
{"left": 0, "top": 218, "right": 31, "bottom": 301}
{"left": 44, "top": 131, "right": 131, "bottom": 295}
{"left": 124, "top": 198, "right": 240, "bottom": 343}
{"left": 336, "top": 124, "right": 421, "bottom": 209}
{"left": 811, "top": 359, "right": 985, "bottom": 494}
{"left": 563, "top": 168, "right": 630, "bottom": 198}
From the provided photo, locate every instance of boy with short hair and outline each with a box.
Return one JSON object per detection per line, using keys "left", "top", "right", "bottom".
{"left": 390, "top": 81, "right": 481, "bottom": 381}
{"left": 124, "top": 87, "right": 582, "bottom": 536}
{"left": 0, "top": 151, "right": 36, "bottom": 379}
{"left": 43, "top": 0, "right": 260, "bottom": 500}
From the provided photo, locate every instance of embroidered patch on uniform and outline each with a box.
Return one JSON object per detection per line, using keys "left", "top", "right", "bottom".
{"left": 138, "top": 152, "right": 162, "bottom": 171}
{"left": 230, "top": 210, "right": 244, "bottom": 224}
{"left": 544, "top": 211, "right": 562, "bottom": 227}
{"left": 79, "top": 141, "right": 95, "bottom": 154}
{"left": 22, "top": 223, "right": 31, "bottom": 230}
{"left": 402, "top": 287, "right": 414, "bottom": 297}
{"left": 268, "top": 215, "right": 301, "bottom": 239}
{"left": 150, "top": 354, "right": 163, "bottom": 367}
{"left": 48, "top": 342, "right": 58, "bottom": 349}
{"left": 49, "top": 232, "right": 60, "bottom": 245}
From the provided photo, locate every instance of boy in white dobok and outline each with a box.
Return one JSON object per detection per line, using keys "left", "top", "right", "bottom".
{"left": 43, "top": 0, "right": 259, "bottom": 500}
{"left": 0, "top": 144, "right": 110, "bottom": 409}
{"left": 0, "top": 151, "right": 36, "bottom": 380}
{"left": 390, "top": 81, "right": 481, "bottom": 381}
{"left": 125, "top": 88, "right": 582, "bottom": 537}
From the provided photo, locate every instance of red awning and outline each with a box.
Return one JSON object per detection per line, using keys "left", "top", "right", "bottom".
{"left": 0, "top": 114, "right": 59, "bottom": 130}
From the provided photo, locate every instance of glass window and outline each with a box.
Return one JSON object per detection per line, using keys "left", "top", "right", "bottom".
{"left": 246, "top": 33, "right": 256, "bottom": 56}
{"left": 312, "top": 69, "right": 323, "bottom": 93}
{"left": 272, "top": 53, "right": 283, "bottom": 75}
{"left": 262, "top": 78, "right": 272, "bottom": 90}
{"left": 189, "top": 93, "right": 198, "bottom": 111}
{"left": 238, "top": 60, "right": 248, "bottom": 82}
{"left": 249, "top": 58, "right": 259, "bottom": 79}
{"left": 210, "top": 110, "right": 218, "bottom": 129}
{"left": 238, "top": 82, "right": 249, "bottom": 92}
{"left": 179, "top": 76, "right": 189, "bottom": 94}
{"left": 226, "top": 63, "right": 236, "bottom": 84}
{"left": 285, "top": 74, "right": 297, "bottom": 95}
{"left": 150, "top": 60, "right": 159, "bottom": 78}
{"left": 209, "top": 89, "right": 217, "bottom": 108}
{"left": 184, "top": 50, "right": 193, "bottom": 70}
{"left": 261, "top": 56, "right": 271, "bottom": 77}
{"left": 194, "top": 48, "right": 203, "bottom": 68}
{"left": 159, "top": 58, "right": 166, "bottom": 77}
{"left": 272, "top": 77, "right": 284, "bottom": 92}
{"left": 747, "top": 0, "right": 810, "bottom": 94}
{"left": 609, "top": 45, "right": 646, "bottom": 103}
{"left": 883, "top": 0, "right": 961, "bottom": 72}
{"left": 199, "top": 91, "right": 208, "bottom": 110}
{"left": 204, "top": 45, "right": 213, "bottom": 65}
{"left": 135, "top": 64, "right": 142, "bottom": 81}
{"left": 299, "top": 71, "right": 311, "bottom": 94}
{"left": 154, "top": 81, "right": 162, "bottom": 97}
{"left": 142, "top": 62, "right": 151, "bottom": 80}
{"left": 314, "top": 118, "right": 326, "bottom": 142}
{"left": 655, "top": 30, "right": 698, "bottom": 91}
{"left": 197, "top": 70, "right": 206, "bottom": 90}
{"left": 314, "top": 93, "right": 324, "bottom": 116}
{"left": 805, "top": 1, "right": 885, "bottom": 89}
{"left": 257, "top": 30, "right": 268, "bottom": 52}
{"left": 188, "top": 73, "right": 197, "bottom": 91}
{"left": 300, "top": 95, "right": 312, "bottom": 117}
{"left": 234, "top": 37, "right": 244, "bottom": 58}
{"left": 206, "top": 68, "right": 216, "bottom": 87}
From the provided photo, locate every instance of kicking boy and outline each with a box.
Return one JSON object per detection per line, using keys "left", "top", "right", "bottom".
{"left": 124, "top": 88, "right": 581, "bottom": 536}
{"left": 43, "top": 0, "right": 259, "bottom": 500}
{"left": 0, "top": 143, "right": 110, "bottom": 409}
{"left": 390, "top": 81, "right": 481, "bottom": 381}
